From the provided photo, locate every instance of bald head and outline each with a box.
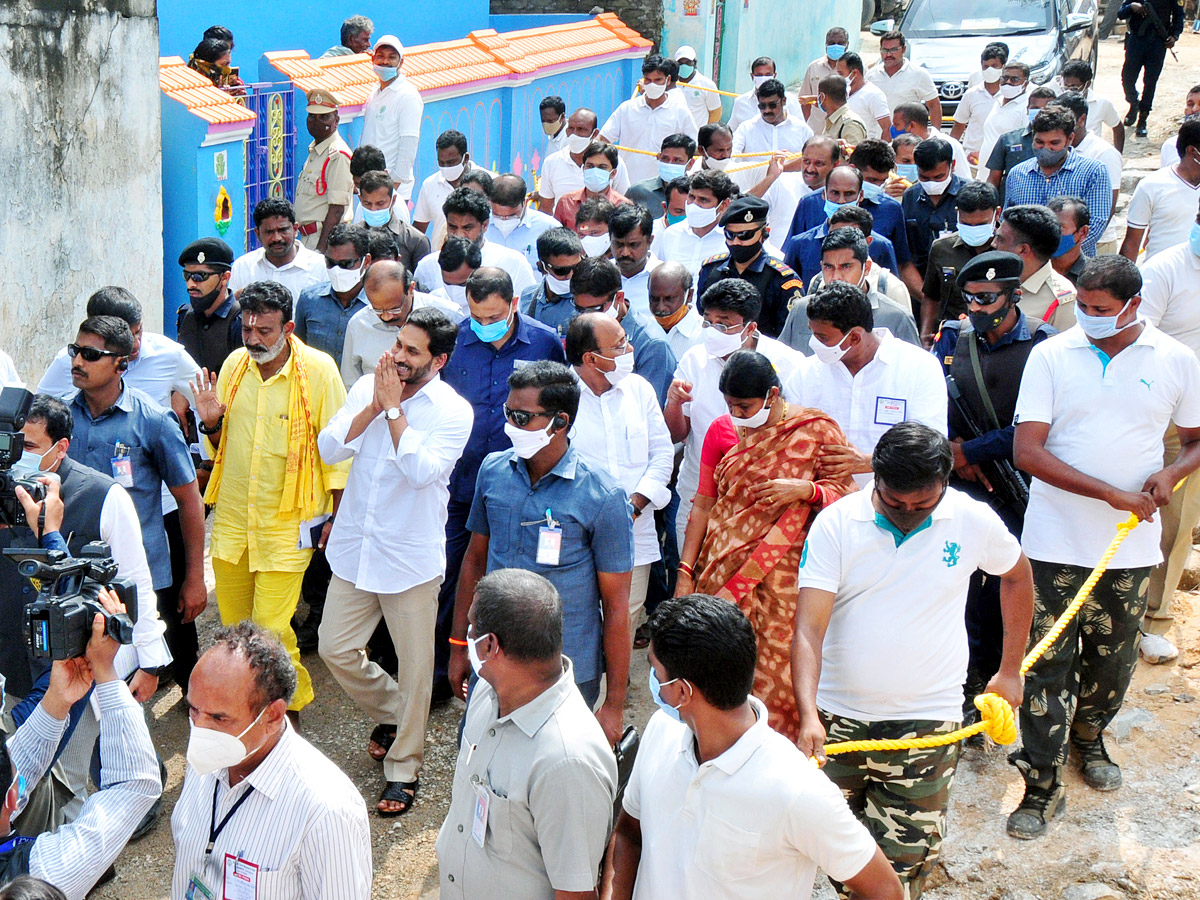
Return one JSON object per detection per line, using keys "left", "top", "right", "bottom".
{"left": 648, "top": 261, "right": 694, "bottom": 321}
{"left": 364, "top": 260, "right": 414, "bottom": 318}
{"left": 365, "top": 259, "right": 410, "bottom": 290}
{"left": 569, "top": 108, "right": 599, "bottom": 134}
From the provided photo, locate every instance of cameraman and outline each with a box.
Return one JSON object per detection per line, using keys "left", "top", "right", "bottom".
{"left": 0, "top": 590, "right": 162, "bottom": 899}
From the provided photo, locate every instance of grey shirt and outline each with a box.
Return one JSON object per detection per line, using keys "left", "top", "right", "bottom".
{"left": 779, "top": 287, "right": 921, "bottom": 356}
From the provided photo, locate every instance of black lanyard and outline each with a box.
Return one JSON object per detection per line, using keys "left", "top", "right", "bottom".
{"left": 207, "top": 780, "right": 254, "bottom": 855}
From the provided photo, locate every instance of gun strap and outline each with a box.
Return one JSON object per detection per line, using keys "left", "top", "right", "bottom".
{"left": 967, "top": 333, "right": 1004, "bottom": 432}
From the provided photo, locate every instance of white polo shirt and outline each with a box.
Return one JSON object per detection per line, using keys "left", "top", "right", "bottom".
{"left": 1140, "top": 241, "right": 1200, "bottom": 356}
{"left": 952, "top": 84, "right": 1000, "bottom": 156}
{"left": 729, "top": 91, "right": 804, "bottom": 132}
{"left": 1084, "top": 92, "right": 1122, "bottom": 138}
{"left": 537, "top": 146, "right": 633, "bottom": 205}
{"left": 866, "top": 59, "right": 938, "bottom": 111}
{"left": 412, "top": 169, "right": 459, "bottom": 236}
{"left": 229, "top": 243, "right": 329, "bottom": 302}
{"left": 977, "top": 94, "right": 1030, "bottom": 179}
{"left": 732, "top": 113, "right": 814, "bottom": 158}
{"left": 786, "top": 330, "right": 948, "bottom": 486}
{"left": 1014, "top": 323, "right": 1200, "bottom": 568}
{"left": 847, "top": 82, "right": 891, "bottom": 140}
{"left": 1125, "top": 166, "right": 1200, "bottom": 260}
{"left": 360, "top": 74, "right": 424, "bottom": 200}
{"left": 763, "top": 172, "right": 813, "bottom": 243}
{"left": 1075, "top": 132, "right": 1123, "bottom": 244}
{"left": 798, "top": 486, "right": 1022, "bottom": 721}
{"left": 651, "top": 221, "right": 728, "bottom": 286}
{"left": 676, "top": 73, "right": 724, "bottom": 128}
{"left": 623, "top": 699, "right": 879, "bottom": 900}
{"left": 601, "top": 95, "right": 698, "bottom": 184}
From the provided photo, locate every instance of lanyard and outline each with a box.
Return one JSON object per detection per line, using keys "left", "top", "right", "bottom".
{"left": 207, "top": 781, "right": 254, "bottom": 855}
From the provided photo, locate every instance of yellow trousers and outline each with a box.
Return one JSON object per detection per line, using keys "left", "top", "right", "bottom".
{"left": 213, "top": 551, "right": 313, "bottom": 710}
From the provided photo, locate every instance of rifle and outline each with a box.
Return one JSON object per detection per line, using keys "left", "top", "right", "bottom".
{"left": 1136, "top": 0, "right": 1180, "bottom": 61}
{"left": 946, "top": 375, "right": 1029, "bottom": 514}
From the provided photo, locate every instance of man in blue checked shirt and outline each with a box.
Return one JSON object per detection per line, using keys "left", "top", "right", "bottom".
{"left": 1001, "top": 106, "right": 1112, "bottom": 257}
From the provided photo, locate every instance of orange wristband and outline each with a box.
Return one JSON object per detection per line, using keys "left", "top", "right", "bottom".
{"left": 449, "top": 637, "right": 469, "bottom": 647}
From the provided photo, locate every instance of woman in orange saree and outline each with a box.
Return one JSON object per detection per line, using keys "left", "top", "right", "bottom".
{"left": 675, "top": 350, "right": 857, "bottom": 740}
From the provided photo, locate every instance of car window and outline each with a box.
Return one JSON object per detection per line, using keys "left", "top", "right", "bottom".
{"left": 902, "top": 0, "right": 1053, "bottom": 37}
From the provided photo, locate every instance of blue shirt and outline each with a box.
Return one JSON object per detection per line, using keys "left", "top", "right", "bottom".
{"left": 782, "top": 223, "right": 900, "bottom": 291}
{"left": 466, "top": 447, "right": 635, "bottom": 684}
{"left": 522, "top": 281, "right": 575, "bottom": 339}
{"left": 622, "top": 312, "right": 676, "bottom": 407}
{"left": 1002, "top": 150, "right": 1112, "bottom": 257}
{"left": 787, "top": 190, "right": 912, "bottom": 266}
{"left": 67, "top": 385, "right": 195, "bottom": 589}
{"left": 484, "top": 208, "right": 561, "bottom": 270}
{"left": 901, "top": 175, "right": 966, "bottom": 276}
{"left": 293, "top": 282, "right": 367, "bottom": 367}
{"left": 443, "top": 313, "right": 566, "bottom": 504}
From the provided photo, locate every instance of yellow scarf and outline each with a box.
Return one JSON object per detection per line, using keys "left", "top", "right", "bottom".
{"left": 204, "top": 335, "right": 323, "bottom": 520}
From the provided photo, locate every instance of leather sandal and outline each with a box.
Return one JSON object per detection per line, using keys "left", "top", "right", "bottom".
{"left": 368, "top": 724, "right": 397, "bottom": 761}
{"left": 378, "top": 779, "right": 419, "bottom": 817}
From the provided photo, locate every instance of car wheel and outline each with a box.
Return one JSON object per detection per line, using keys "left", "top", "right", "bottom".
{"left": 862, "top": 0, "right": 876, "bottom": 29}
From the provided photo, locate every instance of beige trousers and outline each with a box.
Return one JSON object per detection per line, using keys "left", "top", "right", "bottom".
{"left": 1146, "top": 424, "right": 1200, "bottom": 635}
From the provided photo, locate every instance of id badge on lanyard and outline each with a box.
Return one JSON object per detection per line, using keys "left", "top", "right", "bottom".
{"left": 111, "top": 442, "right": 133, "bottom": 488}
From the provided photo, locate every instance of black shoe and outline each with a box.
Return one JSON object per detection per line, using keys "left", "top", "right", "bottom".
{"left": 430, "top": 679, "right": 454, "bottom": 708}
{"left": 1124, "top": 104, "right": 1139, "bottom": 126}
{"left": 1071, "top": 733, "right": 1122, "bottom": 790}
{"left": 1006, "top": 779, "right": 1066, "bottom": 839}
{"left": 1136, "top": 111, "right": 1149, "bottom": 138}
{"left": 295, "top": 621, "right": 321, "bottom": 652}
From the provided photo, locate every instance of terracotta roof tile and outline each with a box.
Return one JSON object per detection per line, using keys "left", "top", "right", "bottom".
{"left": 159, "top": 57, "right": 257, "bottom": 125}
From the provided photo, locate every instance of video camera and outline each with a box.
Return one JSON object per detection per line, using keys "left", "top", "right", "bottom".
{"left": 2, "top": 542, "right": 138, "bottom": 661}
{"left": 0, "top": 386, "right": 46, "bottom": 528}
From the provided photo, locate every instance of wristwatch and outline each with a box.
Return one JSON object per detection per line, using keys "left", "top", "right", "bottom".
{"left": 385, "top": 407, "right": 403, "bottom": 420}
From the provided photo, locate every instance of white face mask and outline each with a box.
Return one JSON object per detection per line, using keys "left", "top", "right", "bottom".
{"left": 492, "top": 215, "right": 523, "bottom": 237}
{"left": 642, "top": 81, "right": 667, "bottom": 100}
{"left": 566, "top": 133, "right": 594, "bottom": 154}
{"left": 999, "top": 83, "right": 1026, "bottom": 100}
{"left": 440, "top": 283, "right": 469, "bottom": 310}
{"left": 704, "top": 154, "right": 731, "bottom": 171}
{"left": 505, "top": 421, "right": 555, "bottom": 459}
{"left": 685, "top": 203, "right": 720, "bottom": 229}
{"left": 467, "top": 632, "right": 491, "bottom": 676}
{"left": 439, "top": 161, "right": 466, "bottom": 182}
{"left": 545, "top": 272, "right": 572, "bottom": 295}
{"left": 327, "top": 262, "right": 364, "bottom": 293}
{"left": 809, "top": 332, "right": 851, "bottom": 365}
{"left": 729, "top": 395, "right": 772, "bottom": 429}
{"left": 981, "top": 67, "right": 1002, "bottom": 84}
{"left": 186, "top": 706, "right": 269, "bottom": 776}
{"left": 597, "top": 349, "right": 635, "bottom": 384}
{"left": 703, "top": 323, "right": 746, "bottom": 359}
{"left": 580, "top": 233, "right": 611, "bottom": 257}
{"left": 921, "top": 174, "right": 952, "bottom": 196}
{"left": 752, "top": 74, "right": 772, "bottom": 89}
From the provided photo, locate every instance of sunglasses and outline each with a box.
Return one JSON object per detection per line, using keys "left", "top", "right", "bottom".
{"left": 68, "top": 344, "right": 123, "bottom": 363}
{"left": 544, "top": 263, "right": 578, "bottom": 279}
{"left": 183, "top": 270, "right": 222, "bottom": 283}
{"left": 325, "top": 256, "right": 363, "bottom": 270}
{"left": 503, "top": 405, "right": 555, "bottom": 427}
{"left": 1000, "top": 74, "right": 1025, "bottom": 85}
{"left": 573, "top": 299, "right": 615, "bottom": 315}
{"left": 723, "top": 226, "right": 764, "bottom": 243}
{"left": 962, "top": 290, "right": 1009, "bottom": 306}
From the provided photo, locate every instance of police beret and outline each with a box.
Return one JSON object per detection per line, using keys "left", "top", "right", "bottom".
{"left": 720, "top": 196, "right": 769, "bottom": 227}
{"left": 956, "top": 250, "right": 1023, "bottom": 288}
{"left": 178, "top": 238, "right": 234, "bottom": 269}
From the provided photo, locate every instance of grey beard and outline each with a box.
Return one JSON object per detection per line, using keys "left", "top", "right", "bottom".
{"left": 247, "top": 331, "right": 288, "bottom": 365}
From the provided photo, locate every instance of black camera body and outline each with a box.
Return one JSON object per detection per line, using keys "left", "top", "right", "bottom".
{"left": 4, "top": 542, "right": 139, "bottom": 661}
{"left": 0, "top": 387, "right": 46, "bottom": 528}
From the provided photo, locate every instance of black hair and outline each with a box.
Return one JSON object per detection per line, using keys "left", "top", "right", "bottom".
{"left": 536, "top": 226, "right": 584, "bottom": 261}
{"left": 661, "top": 132, "right": 697, "bottom": 157}
{"left": 818, "top": 74, "right": 848, "bottom": 104}
{"left": 436, "top": 129, "right": 468, "bottom": 155}
{"left": 240, "top": 279, "right": 293, "bottom": 324}
{"left": 754, "top": 78, "right": 786, "bottom": 102}
{"left": 367, "top": 229, "right": 400, "bottom": 261}
{"left": 1001, "top": 204, "right": 1061, "bottom": 260}
{"left": 570, "top": 256, "right": 622, "bottom": 299}
{"left": 326, "top": 223, "right": 369, "bottom": 257}
{"left": 841, "top": 50, "right": 865, "bottom": 75}
{"left": 1060, "top": 59, "right": 1093, "bottom": 83}
{"left": 750, "top": 56, "right": 775, "bottom": 71}
{"left": 609, "top": 203, "right": 653, "bottom": 240}
{"left": 443, "top": 186, "right": 491, "bottom": 224}
{"left": 203, "top": 25, "right": 234, "bottom": 45}
{"left": 0, "top": 877, "right": 69, "bottom": 900}
{"left": 982, "top": 41, "right": 1009, "bottom": 64}
{"left": 697, "top": 122, "right": 734, "bottom": 151}
{"left": 210, "top": 621, "right": 298, "bottom": 707}
{"left": 880, "top": 29, "right": 907, "bottom": 48}
{"left": 564, "top": 312, "right": 608, "bottom": 366}
{"left": 357, "top": 170, "right": 393, "bottom": 196}
{"left": 821, "top": 225, "right": 869, "bottom": 263}
{"left": 539, "top": 95, "right": 566, "bottom": 117}
{"left": 1178, "top": 119, "right": 1200, "bottom": 156}
{"left": 465, "top": 266, "right": 514, "bottom": 305}
{"left": 253, "top": 197, "right": 295, "bottom": 228}
{"left": 193, "top": 37, "right": 230, "bottom": 63}
{"left": 891, "top": 133, "right": 921, "bottom": 155}
{"left": 894, "top": 101, "right": 930, "bottom": 128}
{"left": 717, "top": 349, "right": 782, "bottom": 399}
{"left": 490, "top": 174, "right": 527, "bottom": 207}
{"left": 849, "top": 139, "right": 895, "bottom": 174}
{"left": 27, "top": 394, "right": 73, "bottom": 443}
{"left": 956, "top": 180, "right": 1000, "bottom": 214}
{"left": 806, "top": 281, "right": 873, "bottom": 333}
{"left": 350, "top": 145, "right": 387, "bottom": 178}
{"left": 1050, "top": 92, "right": 1088, "bottom": 121}
{"left": 829, "top": 205, "right": 874, "bottom": 236}
{"left": 699, "top": 278, "right": 762, "bottom": 323}
{"left": 461, "top": 168, "right": 494, "bottom": 195}
{"left": 576, "top": 197, "right": 616, "bottom": 227}
{"left": 507, "top": 360, "right": 581, "bottom": 425}
{"left": 642, "top": 54, "right": 678, "bottom": 81}
{"left": 1029, "top": 85, "right": 1058, "bottom": 102}
{"left": 405, "top": 306, "right": 459, "bottom": 360}
{"left": 650, "top": 594, "right": 756, "bottom": 710}
{"left": 914, "top": 137, "right": 954, "bottom": 169}
{"left": 78, "top": 315, "right": 134, "bottom": 358}
{"left": 1077, "top": 254, "right": 1142, "bottom": 302}
{"left": 473, "top": 569, "right": 562, "bottom": 661}
{"left": 1031, "top": 106, "right": 1078, "bottom": 137}
{"left": 582, "top": 140, "right": 619, "bottom": 169}
{"left": 1004, "top": 60, "right": 1031, "bottom": 78}
{"left": 872, "top": 421, "right": 953, "bottom": 492}
{"left": 664, "top": 175, "right": 693, "bottom": 202}
{"left": 86, "top": 286, "right": 142, "bottom": 325}
{"left": 1048, "top": 194, "right": 1091, "bottom": 230}
{"left": 688, "top": 169, "right": 735, "bottom": 202}
{"left": 439, "top": 235, "right": 484, "bottom": 272}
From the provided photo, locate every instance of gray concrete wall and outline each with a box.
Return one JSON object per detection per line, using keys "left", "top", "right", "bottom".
{"left": 0, "top": 0, "right": 163, "bottom": 385}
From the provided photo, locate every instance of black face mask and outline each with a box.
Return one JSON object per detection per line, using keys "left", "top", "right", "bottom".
{"left": 190, "top": 282, "right": 226, "bottom": 317}
{"left": 730, "top": 241, "right": 762, "bottom": 264}
{"left": 967, "top": 296, "right": 1013, "bottom": 334}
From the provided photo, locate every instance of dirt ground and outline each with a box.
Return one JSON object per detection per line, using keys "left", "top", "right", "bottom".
{"left": 89, "top": 29, "right": 1200, "bottom": 900}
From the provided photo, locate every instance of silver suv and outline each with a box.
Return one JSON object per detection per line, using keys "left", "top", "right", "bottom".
{"left": 871, "top": 0, "right": 1099, "bottom": 119}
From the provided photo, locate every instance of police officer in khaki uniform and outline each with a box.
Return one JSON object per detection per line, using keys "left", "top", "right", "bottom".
{"left": 295, "top": 88, "right": 354, "bottom": 252}
{"left": 991, "top": 204, "right": 1076, "bottom": 331}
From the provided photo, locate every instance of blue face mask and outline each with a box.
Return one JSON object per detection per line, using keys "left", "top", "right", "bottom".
{"left": 827, "top": 44, "right": 847, "bottom": 61}
{"left": 361, "top": 206, "right": 391, "bottom": 228}
{"left": 470, "top": 311, "right": 513, "bottom": 343}
{"left": 1027, "top": 108, "right": 1039, "bottom": 125}
{"left": 957, "top": 221, "right": 995, "bottom": 247}
{"left": 1189, "top": 222, "right": 1200, "bottom": 258}
{"left": 10, "top": 449, "right": 47, "bottom": 479}
{"left": 896, "top": 163, "right": 919, "bottom": 182}
{"left": 373, "top": 64, "right": 398, "bottom": 81}
{"left": 659, "top": 161, "right": 688, "bottom": 183}
{"left": 648, "top": 668, "right": 684, "bottom": 722}
{"left": 1052, "top": 232, "right": 1077, "bottom": 258}
{"left": 890, "top": 124, "right": 905, "bottom": 139}
{"left": 666, "top": 211, "right": 687, "bottom": 226}
{"left": 861, "top": 181, "right": 885, "bottom": 203}
{"left": 824, "top": 197, "right": 855, "bottom": 219}
{"left": 1074, "top": 298, "right": 1137, "bottom": 340}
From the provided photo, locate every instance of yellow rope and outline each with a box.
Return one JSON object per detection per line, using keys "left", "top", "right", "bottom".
{"left": 679, "top": 81, "right": 742, "bottom": 98}
{"left": 820, "top": 480, "right": 1184, "bottom": 759}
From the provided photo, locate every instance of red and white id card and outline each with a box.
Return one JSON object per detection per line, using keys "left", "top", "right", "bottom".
{"left": 223, "top": 854, "right": 258, "bottom": 900}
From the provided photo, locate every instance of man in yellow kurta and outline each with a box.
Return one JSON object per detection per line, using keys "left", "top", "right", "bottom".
{"left": 192, "top": 280, "right": 350, "bottom": 711}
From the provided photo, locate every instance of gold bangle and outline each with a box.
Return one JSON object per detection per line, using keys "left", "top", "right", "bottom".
{"left": 677, "top": 562, "right": 694, "bottom": 576}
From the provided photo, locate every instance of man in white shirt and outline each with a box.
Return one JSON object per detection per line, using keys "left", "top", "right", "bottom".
{"left": 950, "top": 43, "right": 1007, "bottom": 161}
{"left": 672, "top": 45, "right": 723, "bottom": 128}
{"left": 413, "top": 188, "right": 537, "bottom": 299}
{"left": 609, "top": 594, "right": 903, "bottom": 900}
{"left": 412, "top": 129, "right": 475, "bottom": 242}
{"left": 645, "top": 263, "right": 705, "bottom": 358}
{"left": 1009, "top": 255, "right": 1200, "bottom": 838}
{"left": 793, "top": 422, "right": 1030, "bottom": 895}
{"left": 539, "top": 95, "right": 568, "bottom": 157}
{"left": 836, "top": 51, "right": 891, "bottom": 140}
{"left": 867, "top": 30, "right": 942, "bottom": 124}
{"left": 730, "top": 56, "right": 804, "bottom": 131}
{"left": 664, "top": 279, "right": 803, "bottom": 549}
{"left": 536, "top": 108, "right": 632, "bottom": 211}
{"left": 358, "top": 34, "right": 423, "bottom": 201}
{"left": 229, "top": 198, "right": 329, "bottom": 302}
{"left": 1059, "top": 92, "right": 1123, "bottom": 254}
{"left": 172, "top": 623, "right": 371, "bottom": 900}
{"left": 484, "top": 173, "right": 560, "bottom": 270}
{"left": 600, "top": 55, "right": 698, "bottom": 184}
{"left": 976, "top": 62, "right": 1032, "bottom": 181}
{"left": 799, "top": 27, "right": 851, "bottom": 125}
{"left": 1160, "top": 86, "right": 1200, "bottom": 166}
{"left": 566, "top": 312, "right": 672, "bottom": 637}
{"left": 1120, "top": 120, "right": 1200, "bottom": 261}
{"left": 788, "top": 281, "right": 947, "bottom": 487}
{"left": 1059, "top": 60, "right": 1125, "bottom": 152}
{"left": 318, "top": 305, "right": 471, "bottom": 816}
{"left": 732, "top": 79, "right": 814, "bottom": 161}
{"left": 1137, "top": 206, "right": 1200, "bottom": 664}
{"left": 610, "top": 205, "right": 662, "bottom": 319}
{"left": 651, "top": 169, "right": 734, "bottom": 285}
{"left": 892, "top": 102, "right": 972, "bottom": 179}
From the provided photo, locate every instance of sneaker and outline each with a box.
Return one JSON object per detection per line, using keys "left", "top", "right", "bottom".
{"left": 1139, "top": 633, "right": 1178, "bottom": 664}
{"left": 1006, "top": 780, "right": 1066, "bottom": 839}
{"left": 1071, "top": 734, "right": 1122, "bottom": 791}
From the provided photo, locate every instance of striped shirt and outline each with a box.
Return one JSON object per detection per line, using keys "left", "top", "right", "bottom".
{"left": 170, "top": 723, "right": 371, "bottom": 900}
{"left": 1001, "top": 150, "right": 1112, "bottom": 257}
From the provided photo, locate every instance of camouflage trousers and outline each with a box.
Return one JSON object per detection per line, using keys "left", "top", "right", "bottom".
{"left": 1011, "top": 561, "right": 1150, "bottom": 779}
{"left": 819, "top": 712, "right": 960, "bottom": 900}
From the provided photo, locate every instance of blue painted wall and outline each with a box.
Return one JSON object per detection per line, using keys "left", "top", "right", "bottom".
{"left": 160, "top": 0, "right": 490, "bottom": 69}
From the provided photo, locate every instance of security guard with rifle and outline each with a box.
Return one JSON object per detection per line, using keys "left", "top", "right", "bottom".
{"left": 1119, "top": 0, "right": 1185, "bottom": 137}
{"left": 932, "top": 250, "right": 1054, "bottom": 725}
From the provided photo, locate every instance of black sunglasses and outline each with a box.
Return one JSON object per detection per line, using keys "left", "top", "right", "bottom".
{"left": 183, "top": 270, "right": 222, "bottom": 283}
{"left": 503, "top": 405, "right": 554, "bottom": 427}
{"left": 68, "top": 344, "right": 123, "bottom": 363}
{"left": 325, "top": 256, "right": 363, "bottom": 270}
{"left": 962, "top": 290, "right": 1008, "bottom": 306}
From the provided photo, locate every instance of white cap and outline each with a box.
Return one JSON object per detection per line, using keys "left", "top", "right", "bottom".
{"left": 374, "top": 34, "right": 404, "bottom": 58}
{"left": 674, "top": 46, "right": 697, "bottom": 61}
